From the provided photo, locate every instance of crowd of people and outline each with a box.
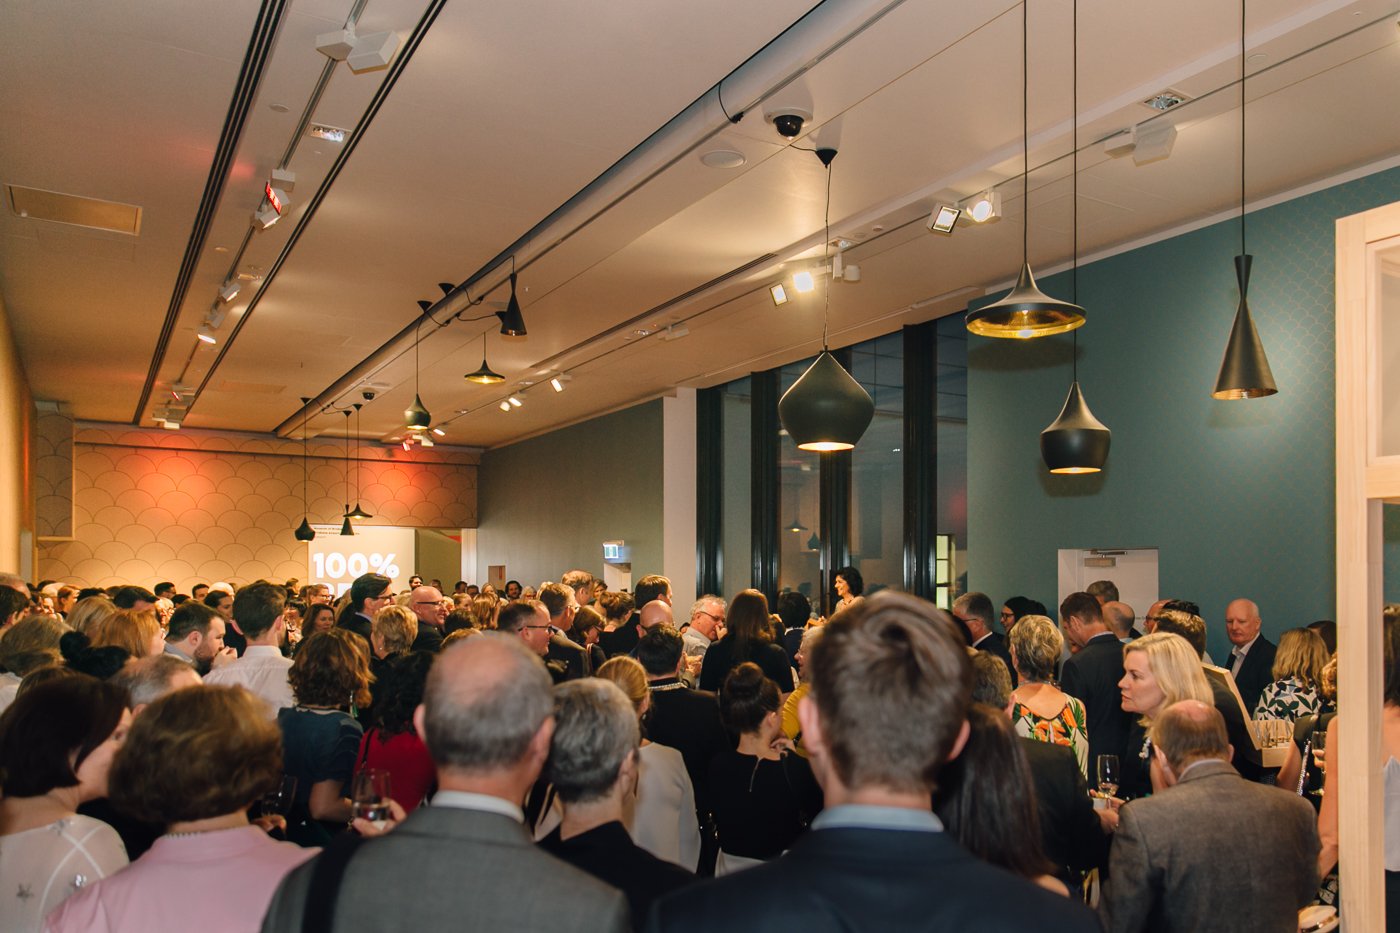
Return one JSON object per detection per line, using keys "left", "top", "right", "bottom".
{"left": 0, "top": 567, "right": 1378, "bottom": 931}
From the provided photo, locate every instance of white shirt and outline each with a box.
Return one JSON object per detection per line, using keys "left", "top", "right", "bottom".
{"left": 1229, "top": 633, "right": 1261, "bottom": 677}
{"left": 681, "top": 627, "right": 712, "bottom": 659}
{"left": 432, "top": 791, "right": 524, "bottom": 823}
{"left": 203, "top": 645, "right": 293, "bottom": 716}
{"left": 0, "top": 815, "right": 127, "bottom": 932}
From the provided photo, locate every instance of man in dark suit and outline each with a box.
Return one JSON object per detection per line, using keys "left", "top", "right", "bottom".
{"left": 599, "top": 575, "right": 670, "bottom": 658}
{"left": 1224, "top": 598, "right": 1278, "bottom": 713}
{"left": 540, "top": 582, "right": 590, "bottom": 680}
{"left": 1101, "top": 700, "right": 1318, "bottom": 933}
{"left": 954, "top": 591, "right": 1016, "bottom": 686}
{"left": 408, "top": 585, "right": 446, "bottom": 653}
{"left": 1153, "top": 609, "right": 1263, "bottom": 782}
{"left": 262, "top": 633, "right": 629, "bottom": 933}
{"left": 636, "top": 627, "right": 729, "bottom": 827}
{"left": 1060, "top": 591, "right": 1134, "bottom": 770}
{"left": 647, "top": 593, "right": 1099, "bottom": 933}
{"left": 337, "top": 572, "right": 391, "bottom": 644}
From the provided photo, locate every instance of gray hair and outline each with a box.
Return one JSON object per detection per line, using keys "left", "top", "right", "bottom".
{"left": 1008, "top": 615, "right": 1063, "bottom": 682}
{"left": 548, "top": 679, "right": 639, "bottom": 804}
{"left": 970, "top": 650, "right": 1013, "bottom": 707}
{"left": 112, "top": 654, "right": 201, "bottom": 707}
{"left": 689, "top": 595, "right": 726, "bottom": 619}
{"left": 422, "top": 633, "right": 553, "bottom": 772}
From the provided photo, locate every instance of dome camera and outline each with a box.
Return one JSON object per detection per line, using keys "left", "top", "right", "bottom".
{"left": 765, "top": 107, "right": 813, "bottom": 140}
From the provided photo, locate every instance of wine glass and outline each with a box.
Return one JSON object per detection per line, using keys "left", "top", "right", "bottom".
{"left": 259, "top": 775, "right": 297, "bottom": 817}
{"left": 1096, "top": 754, "right": 1120, "bottom": 799}
{"left": 351, "top": 769, "right": 393, "bottom": 827}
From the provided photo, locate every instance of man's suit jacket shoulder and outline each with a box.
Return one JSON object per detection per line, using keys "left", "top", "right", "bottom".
{"left": 1102, "top": 761, "right": 1318, "bottom": 933}
{"left": 646, "top": 827, "right": 1099, "bottom": 933}
{"left": 262, "top": 807, "right": 629, "bottom": 933}
{"left": 1233, "top": 637, "right": 1278, "bottom": 711}
{"left": 549, "top": 633, "right": 590, "bottom": 680}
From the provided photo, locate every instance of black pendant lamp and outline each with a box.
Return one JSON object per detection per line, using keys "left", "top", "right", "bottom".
{"left": 806, "top": 533, "right": 821, "bottom": 552}
{"left": 465, "top": 332, "right": 505, "bottom": 384}
{"left": 1041, "top": 0, "right": 1110, "bottom": 474}
{"left": 294, "top": 396, "right": 316, "bottom": 541}
{"left": 347, "top": 403, "right": 373, "bottom": 520}
{"left": 777, "top": 148, "right": 874, "bottom": 452}
{"left": 966, "top": 0, "right": 1084, "bottom": 340}
{"left": 785, "top": 515, "right": 808, "bottom": 534}
{"left": 497, "top": 257, "right": 527, "bottom": 336}
{"left": 339, "top": 410, "right": 355, "bottom": 536}
{"left": 405, "top": 307, "right": 432, "bottom": 432}
{"left": 1212, "top": 0, "right": 1276, "bottom": 400}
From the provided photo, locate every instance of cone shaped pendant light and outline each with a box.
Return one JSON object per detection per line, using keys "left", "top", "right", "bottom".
{"left": 966, "top": 0, "right": 1084, "bottom": 340}
{"left": 1212, "top": 0, "right": 1276, "bottom": 400}
{"left": 405, "top": 310, "right": 433, "bottom": 431}
{"left": 340, "top": 410, "right": 355, "bottom": 536}
{"left": 347, "top": 403, "right": 373, "bottom": 519}
{"left": 1040, "top": 0, "right": 1109, "bottom": 474}
{"left": 465, "top": 333, "right": 505, "bottom": 384}
{"left": 778, "top": 148, "right": 874, "bottom": 452}
{"left": 294, "top": 396, "right": 316, "bottom": 541}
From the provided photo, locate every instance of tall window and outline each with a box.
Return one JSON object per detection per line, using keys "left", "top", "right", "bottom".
{"left": 849, "top": 332, "right": 903, "bottom": 597}
{"left": 936, "top": 315, "right": 969, "bottom": 594}
{"left": 720, "top": 378, "right": 752, "bottom": 600}
{"left": 778, "top": 358, "right": 821, "bottom": 605}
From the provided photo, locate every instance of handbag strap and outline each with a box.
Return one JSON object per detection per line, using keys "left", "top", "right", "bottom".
{"left": 301, "top": 832, "right": 365, "bottom": 933}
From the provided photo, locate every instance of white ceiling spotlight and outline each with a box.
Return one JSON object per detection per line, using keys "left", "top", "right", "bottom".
{"left": 926, "top": 203, "right": 962, "bottom": 235}
{"left": 1102, "top": 122, "right": 1178, "bottom": 166}
{"left": 963, "top": 190, "right": 1002, "bottom": 224}
{"left": 499, "top": 400, "right": 512, "bottom": 412}
{"left": 792, "top": 270, "right": 816, "bottom": 294}
{"left": 217, "top": 280, "right": 241, "bottom": 303}
{"left": 316, "top": 27, "right": 402, "bottom": 74}
{"left": 769, "top": 283, "right": 789, "bottom": 306}
{"left": 550, "top": 374, "right": 573, "bottom": 392}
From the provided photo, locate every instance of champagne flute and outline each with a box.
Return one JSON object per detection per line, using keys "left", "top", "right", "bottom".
{"left": 1096, "top": 754, "right": 1120, "bottom": 799}
{"left": 351, "top": 770, "right": 393, "bottom": 827}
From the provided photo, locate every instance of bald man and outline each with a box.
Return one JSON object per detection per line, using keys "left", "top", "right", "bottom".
{"left": 1141, "top": 599, "right": 1170, "bottom": 635}
{"left": 263, "top": 635, "right": 629, "bottom": 932}
{"left": 1223, "top": 598, "right": 1277, "bottom": 713}
{"left": 1100, "top": 701, "right": 1317, "bottom": 933}
{"left": 1102, "top": 601, "right": 1141, "bottom": 643}
{"left": 639, "top": 599, "right": 673, "bottom": 632}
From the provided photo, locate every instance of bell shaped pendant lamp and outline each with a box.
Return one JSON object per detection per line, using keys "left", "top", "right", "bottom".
{"left": 965, "top": 0, "right": 1084, "bottom": 339}
{"left": 1041, "top": 379, "right": 1110, "bottom": 473}
{"left": 405, "top": 308, "right": 433, "bottom": 432}
{"left": 294, "top": 396, "right": 316, "bottom": 541}
{"left": 1212, "top": 0, "right": 1276, "bottom": 400}
{"left": 347, "top": 404, "right": 373, "bottom": 519}
{"left": 780, "top": 351, "right": 874, "bottom": 452}
{"left": 1039, "top": 0, "right": 1109, "bottom": 475}
{"left": 776, "top": 148, "right": 874, "bottom": 452}
{"left": 339, "top": 410, "right": 356, "bottom": 535}
{"left": 465, "top": 333, "right": 505, "bottom": 384}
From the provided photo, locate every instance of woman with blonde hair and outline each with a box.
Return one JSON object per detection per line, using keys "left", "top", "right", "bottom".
{"left": 1008, "top": 615, "right": 1089, "bottom": 777}
{"left": 1254, "top": 627, "right": 1329, "bottom": 722}
{"left": 1117, "top": 632, "right": 1214, "bottom": 798}
{"left": 0, "top": 614, "right": 69, "bottom": 712}
{"left": 596, "top": 656, "right": 700, "bottom": 870}
{"left": 65, "top": 596, "right": 115, "bottom": 635}
{"left": 87, "top": 608, "right": 164, "bottom": 659}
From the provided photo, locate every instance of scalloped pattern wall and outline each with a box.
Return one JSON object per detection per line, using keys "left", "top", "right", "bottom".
{"left": 35, "top": 406, "right": 73, "bottom": 539}
{"left": 37, "top": 424, "right": 478, "bottom": 591}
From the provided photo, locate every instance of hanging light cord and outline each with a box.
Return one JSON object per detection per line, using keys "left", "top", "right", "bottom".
{"left": 1021, "top": 0, "right": 1029, "bottom": 264}
{"left": 822, "top": 160, "right": 833, "bottom": 350}
{"left": 1239, "top": 0, "right": 1247, "bottom": 258}
{"left": 300, "top": 397, "right": 310, "bottom": 510}
{"left": 354, "top": 405, "right": 363, "bottom": 500}
{"left": 1071, "top": 0, "right": 1078, "bottom": 384}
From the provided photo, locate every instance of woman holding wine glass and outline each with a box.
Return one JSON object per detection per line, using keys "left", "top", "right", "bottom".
{"left": 1116, "top": 633, "right": 1215, "bottom": 799}
{"left": 45, "top": 685, "right": 316, "bottom": 933}
{"left": 278, "top": 630, "right": 372, "bottom": 846}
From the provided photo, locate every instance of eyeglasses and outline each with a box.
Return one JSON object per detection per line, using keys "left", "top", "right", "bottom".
{"left": 413, "top": 601, "right": 440, "bottom": 607}
{"left": 696, "top": 611, "right": 725, "bottom": 624}
{"left": 523, "top": 624, "right": 552, "bottom": 632}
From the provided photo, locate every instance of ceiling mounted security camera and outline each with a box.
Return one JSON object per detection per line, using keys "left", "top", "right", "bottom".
{"left": 765, "top": 107, "right": 813, "bottom": 140}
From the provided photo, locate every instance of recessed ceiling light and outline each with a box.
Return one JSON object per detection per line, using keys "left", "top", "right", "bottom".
{"left": 792, "top": 271, "right": 816, "bottom": 294}
{"left": 770, "top": 284, "right": 789, "bottom": 306}
{"left": 499, "top": 401, "right": 512, "bottom": 412}
{"left": 1247, "top": 52, "right": 1268, "bottom": 64}
{"left": 308, "top": 123, "right": 348, "bottom": 143}
{"left": 1141, "top": 88, "right": 1192, "bottom": 111}
{"left": 269, "top": 103, "right": 291, "bottom": 113}
{"left": 213, "top": 245, "right": 229, "bottom": 253}
{"left": 700, "top": 149, "right": 746, "bottom": 169}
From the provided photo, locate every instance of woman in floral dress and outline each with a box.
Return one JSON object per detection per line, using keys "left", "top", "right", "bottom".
{"left": 1007, "top": 615, "right": 1089, "bottom": 777}
{"left": 1254, "top": 627, "right": 1329, "bottom": 722}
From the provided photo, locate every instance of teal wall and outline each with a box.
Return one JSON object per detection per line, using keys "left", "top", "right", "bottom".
{"left": 477, "top": 400, "right": 664, "bottom": 589}
{"left": 968, "top": 167, "right": 1400, "bottom": 661}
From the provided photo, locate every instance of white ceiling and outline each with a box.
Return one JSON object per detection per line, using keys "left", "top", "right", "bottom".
{"left": 2, "top": 0, "right": 1398, "bottom": 448}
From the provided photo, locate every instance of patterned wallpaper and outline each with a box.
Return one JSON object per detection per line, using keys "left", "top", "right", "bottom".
{"left": 35, "top": 404, "right": 73, "bottom": 539}
{"left": 37, "top": 424, "right": 479, "bottom": 592}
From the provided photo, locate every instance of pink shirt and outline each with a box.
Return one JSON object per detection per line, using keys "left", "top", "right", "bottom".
{"left": 44, "top": 826, "right": 315, "bottom": 933}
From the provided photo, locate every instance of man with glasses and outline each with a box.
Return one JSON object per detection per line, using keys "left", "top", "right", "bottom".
{"left": 338, "top": 572, "right": 392, "bottom": 644}
{"left": 498, "top": 600, "right": 555, "bottom": 660}
{"left": 683, "top": 596, "right": 726, "bottom": 666}
{"left": 410, "top": 585, "right": 448, "bottom": 653}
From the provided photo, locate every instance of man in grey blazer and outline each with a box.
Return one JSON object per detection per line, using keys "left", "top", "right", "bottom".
{"left": 1101, "top": 700, "right": 1318, "bottom": 933}
{"left": 261, "top": 633, "right": 629, "bottom": 933}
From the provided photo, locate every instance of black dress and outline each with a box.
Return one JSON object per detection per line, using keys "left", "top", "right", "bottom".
{"left": 707, "top": 750, "right": 822, "bottom": 859}
{"left": 697, "top": 638, "right": 794, "bottom": 693}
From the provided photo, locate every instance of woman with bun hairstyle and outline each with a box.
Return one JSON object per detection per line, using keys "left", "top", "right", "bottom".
{"left": 708, "top": 662, "right": 822, "bottom": 874}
